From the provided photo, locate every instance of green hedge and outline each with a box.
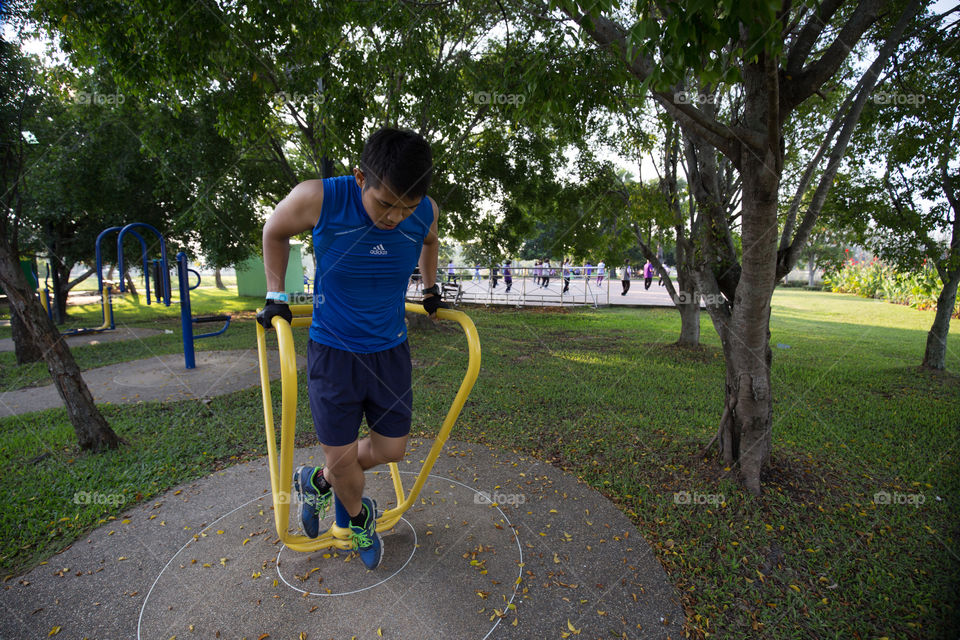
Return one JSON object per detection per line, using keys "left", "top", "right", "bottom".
{"left": 824, "top": 259, "right": 958, "bottom": 315}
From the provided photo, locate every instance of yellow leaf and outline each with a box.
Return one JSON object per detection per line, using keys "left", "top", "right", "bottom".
{"left": 48, "top": 627, "right": 61, "bottom": 636}
{"left": 567, "top": 619, "right": 581, "bottom": 634}
{"left": 789, "top": 584, "right": 800, "bottom": 592}
{"left": 377, "top": 628, "right": 383, "bottom": 637}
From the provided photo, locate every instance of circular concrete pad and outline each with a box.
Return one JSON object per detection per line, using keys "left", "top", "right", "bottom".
{"left": 138, "top": 471, "right": 524, "bottom": 639}
{"left": 0, "top": 440, "right": 684, "bottom": 639}
{"left": 0, "top": 350, "right": 306, "bottom": 417}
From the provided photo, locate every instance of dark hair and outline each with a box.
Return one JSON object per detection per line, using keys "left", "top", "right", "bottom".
{"left": 360, "top": 128, "right": 433, "bottom": 198}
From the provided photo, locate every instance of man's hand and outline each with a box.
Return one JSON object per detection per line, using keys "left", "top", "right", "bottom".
{"left": 421, "top": 284, "right": 446, "bottom": 318}
{"left": 257, "top": 300, "right": 293, "bottom": 329}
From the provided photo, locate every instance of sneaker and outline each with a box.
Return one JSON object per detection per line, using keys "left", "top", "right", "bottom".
{"left": 293, "top": 465, "right": 332, "bottom": 538}
{"left": 349, "top": 497, "right": 383, "bottom": 569}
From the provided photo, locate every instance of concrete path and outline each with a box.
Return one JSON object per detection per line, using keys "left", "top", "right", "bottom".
{"left": 0, "top": 327, "right": 165, "bottom": 353}
{"left": 0, "top": 439, "right": 683, "bottom": 640}
{"left": 0, "top": 350, "right": 306, "bottom": 417}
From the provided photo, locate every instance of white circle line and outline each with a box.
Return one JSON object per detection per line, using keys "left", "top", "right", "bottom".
{"left": 137, "top": 468, "right": 525, "bottom": 640}
{"left": 274, "top": 516, "right": 418, "bottom": 597}
{"left": 137, "top": 493, "right": 266, "bottom": 640}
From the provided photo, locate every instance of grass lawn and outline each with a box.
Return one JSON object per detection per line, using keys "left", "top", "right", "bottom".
{"left": 2, "top": 288, "right": 958, "bottom": 638}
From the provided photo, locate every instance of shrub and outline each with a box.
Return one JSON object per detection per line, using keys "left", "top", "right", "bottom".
{"left": 823, "top": 259, "right": 957, "bottom": 315}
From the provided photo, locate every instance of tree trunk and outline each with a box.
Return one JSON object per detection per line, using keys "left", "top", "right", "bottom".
{"left": 922, "top": 270, "right": 960, "bottom": 370}
{"left": 677, "top": 300, "right": 701, "bottom": 346}
{"left": 53, "top": 259, "right": 72, "bottom": 322}
{"left": 124, "top": 269, "right": 139, "bottom": 303}
{"left": 10, "top": 303, "right": 42, "bottom": 364}
{"left": 713, "top": 61, "right": 781, "bottom": 496}
{"left": 0, "top": 243, "right": 121, "bottom": 451}
{"left": 808, "top": 256, "right": 816, "bottom": 288}
{"left": 214, "top": 267, "right": 227, "bottom": 290}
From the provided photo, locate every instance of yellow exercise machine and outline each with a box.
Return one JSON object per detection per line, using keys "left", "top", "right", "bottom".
{"left": 256, "top": 303, "right": 481, "bottom": 552}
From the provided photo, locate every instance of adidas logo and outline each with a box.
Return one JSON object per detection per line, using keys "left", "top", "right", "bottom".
{"left": 369, "top": 243, "right": 388, "bottom": 256}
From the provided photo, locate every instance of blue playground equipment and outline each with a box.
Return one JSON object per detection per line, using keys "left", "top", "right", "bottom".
{"left": 38, "top": 222, "right": 230, "bottom": 368}
{"left": 41, "top": 224, "right": 171, "bottom": 335}
{"left": 176, "top": 252, "right": 230, "bottom": 369}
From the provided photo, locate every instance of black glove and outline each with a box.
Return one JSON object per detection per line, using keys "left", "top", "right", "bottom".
{"left": 257, "top": 300, "right": 292, "bottom": 329}
{"left": 423, "top": 291, "right": 446, "bottom": 316}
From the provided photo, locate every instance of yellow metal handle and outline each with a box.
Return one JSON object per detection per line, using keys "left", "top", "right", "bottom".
{"left": 256, "top": 302, "right": 481, "bottom": 552}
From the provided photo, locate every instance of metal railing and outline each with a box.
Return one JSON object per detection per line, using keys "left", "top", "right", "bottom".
{"left": 407, "top": 265, "right": 618, "bottom": 308}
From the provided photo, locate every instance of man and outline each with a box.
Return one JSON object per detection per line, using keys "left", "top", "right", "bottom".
{"left": 621, "top": 260, "right": 631, "bottom": 295}
{"left": 257, "top": 128, "right": 441, "bottom": 570}
{"left": 503, "top": 259, "right": 513, "bottom": 293}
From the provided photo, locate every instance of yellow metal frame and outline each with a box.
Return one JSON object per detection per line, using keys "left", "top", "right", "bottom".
{"left": 255, "top": 303, "right": 481, "bottom": 552}
{"left": 37, "top": 285, "right": 113, "bottom": 331}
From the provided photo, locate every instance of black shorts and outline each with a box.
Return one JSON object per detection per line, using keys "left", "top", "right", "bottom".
{"left": 306, "top": 339, "right": 412, "bottom": 447}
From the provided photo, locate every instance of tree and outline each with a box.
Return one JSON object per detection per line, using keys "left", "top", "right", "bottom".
{"left": 833, "top": 10, "right": 959, "bottom": 369}
{"left": 0, "top": 31, "right": 120, "bottom": 451}
{"left": 559, "top": 0, "right": 925, "bottom": 493}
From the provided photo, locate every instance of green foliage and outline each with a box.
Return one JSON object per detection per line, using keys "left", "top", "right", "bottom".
{"left": 824, "top": 258, "right": 956, "bottom": 314}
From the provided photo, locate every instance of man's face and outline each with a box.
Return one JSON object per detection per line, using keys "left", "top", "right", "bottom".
{"left": 354, "top": 168, "right": 422, "bottom": 230}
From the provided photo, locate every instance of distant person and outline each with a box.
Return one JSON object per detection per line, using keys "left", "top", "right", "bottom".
{"left": 503, "top": 260, "right": 513, "bottom": 292}
{"left": 533, "top": 259, "right": 541, "bottom": 286}
{"left": 491, "top": 264, "right": 499, "bottom": 288}
{"left": 643, "top": 260, "right": 654, "bottom": 290}
{"left": 621, "top": 260, "right": 631, "bottom": 295}
{"left": 473, "top": 264, "right": 481, "bottom": 282}
{"left": 447, "top": 260, "right": 456, "bottom": 283}
{"left": 585, "top": 262, "right": 592, "bottom": 281}
{"left": 542, "top": 259, "right": 551, "bottom": 288}
{"left": 562, "top": 259, "right": 571, "bottom": 293}
{"left": 596, "top": 261, "right": 605, "bottom": 287}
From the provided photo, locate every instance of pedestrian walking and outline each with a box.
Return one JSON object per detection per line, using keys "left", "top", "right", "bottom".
{"left": 643, "top": 260, "right": 654, "bottom": 290}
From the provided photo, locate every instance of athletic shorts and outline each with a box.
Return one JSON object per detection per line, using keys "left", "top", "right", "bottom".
{"left": 307, "top": 339, "right": 413, "bottom": 447}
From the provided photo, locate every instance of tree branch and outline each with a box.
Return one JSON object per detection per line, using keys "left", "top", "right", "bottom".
{"left": 782, "top": 0, "right": 884, "bottom": 112}
{"left": 562, "top": 10, "right": 739, "bottom": 157}
{"left": 777, "top": 0, "right": 923, "bottom": 279}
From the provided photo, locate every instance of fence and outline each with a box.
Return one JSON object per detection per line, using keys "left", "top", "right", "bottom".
{"left": 406, "top": 265, "right": 617, "bottom": 307}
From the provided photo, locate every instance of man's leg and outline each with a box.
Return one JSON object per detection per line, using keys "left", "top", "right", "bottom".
{"left": 358, "top": 432, "right": 409, "bottom": 469}
{"left": 319, "top": 440, "right": 365, "bottom": 520}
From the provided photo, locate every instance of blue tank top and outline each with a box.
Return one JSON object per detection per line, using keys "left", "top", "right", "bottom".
{"left": 309, "top": 176, "right": 433, "bottom": 353}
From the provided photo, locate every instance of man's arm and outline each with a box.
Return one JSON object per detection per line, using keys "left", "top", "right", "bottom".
{"left": 419, "top": 197, "right": 441, "bottom": 315}
{"left": 262, "top": 180, "right": 324, "bottom": 292}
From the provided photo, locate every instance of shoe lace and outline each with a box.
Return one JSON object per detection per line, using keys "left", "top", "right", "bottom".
{"left": 350, "top": 525, "right": 372, "bottom": 549}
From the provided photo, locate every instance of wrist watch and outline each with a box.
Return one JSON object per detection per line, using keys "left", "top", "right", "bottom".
{"left": 422, "top": 284, "right": 440, "bottom": 297}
